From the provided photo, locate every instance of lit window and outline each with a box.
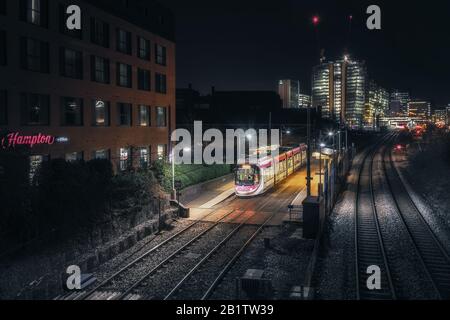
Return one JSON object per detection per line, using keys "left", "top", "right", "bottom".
{"left": 139, "top": 147, "right": 149, "bottom": 169}
{"left": 94, "top": 149, "right": 109, "bottom": 160}
{"left": 138, "top": 105, "right": 150, "bottom": 126}
{"left": 119, "top": 147, "right": 131, "bottom": 171}
{"left": 66, "top": 152, "right": 83, "bottom": 162}
{"left": 93, "top": 100, "right": 110, "bottom": 126}
{"left": 156, "top": 106, "right": 166, "bottom": 127}
{"left": 29, "top": 155, "right": 48, "bottom": 182}
{"left": 157, "top": 144, "right": 166, "bottom": 160}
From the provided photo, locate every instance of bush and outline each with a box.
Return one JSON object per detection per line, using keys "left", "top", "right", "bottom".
{"left": 0, "top": 150, "right": 34, "bottom": 242}
{"left": 35, "top": 159, "right": 113, "bottom": 236}
{"left": 110, "top": 170, "right": 158, "bottom": 206}
{"left": 151, "top": 160, "right": 233, "bottom": 192}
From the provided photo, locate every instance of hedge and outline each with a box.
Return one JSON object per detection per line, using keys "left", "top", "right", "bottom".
{"left": 152, "top": 161, "right": 233, "bottom": 192}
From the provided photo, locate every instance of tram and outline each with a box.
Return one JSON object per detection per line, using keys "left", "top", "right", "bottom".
{"left": 235, "top": 144, "right": 307, "bottom": 197}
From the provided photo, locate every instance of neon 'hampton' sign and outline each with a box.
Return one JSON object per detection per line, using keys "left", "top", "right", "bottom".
{"left": 1, "top": 132, "right": 56, "bottom": 149}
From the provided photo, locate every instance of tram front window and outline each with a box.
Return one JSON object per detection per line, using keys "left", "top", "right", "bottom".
{"left": 236, "top": 166, "right": 259, "bottom": 186}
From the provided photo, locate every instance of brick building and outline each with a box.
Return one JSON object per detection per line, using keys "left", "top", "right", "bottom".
{"left": 0, "top": 0, "right": 175, "bottom": 175}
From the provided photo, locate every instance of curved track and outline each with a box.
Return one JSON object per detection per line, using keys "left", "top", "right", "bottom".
{"left": 354, "top": 137, "right": 396, "bottom": 300}
{"left": 382, "top": 138, "right": 450, "bottom": 299}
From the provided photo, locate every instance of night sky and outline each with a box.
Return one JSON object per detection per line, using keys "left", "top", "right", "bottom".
{"left": 162, "top": 0, "right": 450, "bottom": 107}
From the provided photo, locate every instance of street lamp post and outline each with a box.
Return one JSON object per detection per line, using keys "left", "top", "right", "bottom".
{"left": 328, "top": 131, "right": 336, "bottom": 169}
{"left": 171, "top": 147, "right": 191, "bottom": 197}
{"left": 319, "top": 142, "right": 325, "bottom": 196}
{"left": 280, "top": 127, "right": 291, "bottom": 148}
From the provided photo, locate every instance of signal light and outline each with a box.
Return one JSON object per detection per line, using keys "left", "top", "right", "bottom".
{"left": 313, "top": 16, "right": 320, "bottom": 26}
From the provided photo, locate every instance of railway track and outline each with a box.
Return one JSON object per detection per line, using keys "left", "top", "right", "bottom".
{"left": 383, "top": 139, "right": 450, "bottom": 299}
{"left": 74, "top": 207, "right": 241, "bottom": 300}
{"left": 355, "top": 136, "right": 396, "bottom": 300}
{"left": 164, "top": 212, "right": 276, "bottom": 300}
{"left": 116, "top": 210, "right": 256, "bottom": 300}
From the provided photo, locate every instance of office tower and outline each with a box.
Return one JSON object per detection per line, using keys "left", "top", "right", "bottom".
{"left": 312, "top": 62, "right": 334, "bottom": 118}
{"left": 390, "top": 90, "right": 410, "bottom": 116}
{"left": 364, "top": 81, "right": 389, "bottom": 127}
{"left": 278, "top": 79, "right": 300, "bottom": 109}
{"left": 312, "top": 56, "right": 367, "bottom": 128}
{"left": 407, "top": 101, "right": 431, "bottom": 120}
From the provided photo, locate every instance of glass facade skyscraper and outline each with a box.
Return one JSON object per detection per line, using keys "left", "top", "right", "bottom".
{"left": 312, "top": 57, "right": 367, "bottom": 128}
{"left": 364, "top": 81, "right": 389, "bottom": 128}
{"left": 312, "top": 62, "right": 333, "bottom": 118}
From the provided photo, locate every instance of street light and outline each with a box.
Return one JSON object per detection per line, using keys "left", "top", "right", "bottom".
{"left": 319, "top": 142, "right": 325, "bottom": 196}
{"left": 280, "top": 127, "right": 291, "bottom": 147}
{"left": 172, "top": 147, "right": 191, "bottom": 195}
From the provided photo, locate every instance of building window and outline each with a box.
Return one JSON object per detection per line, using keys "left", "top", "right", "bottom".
{"left": 138, "top": 69, "right": 151, "bottom": 91}
{"left": 138, "top": 37, "right": 150, "bottom": 60}
{"left": 138, "top": 105, "right": 150, "bottom": 126}
{"left": 66, "top": 152, "right": 83, "bottom": 162}
{"left": 155, "top": 44, "right": 166, "bottom": 66}
{"left": 117, "top": 63, "right": 132, "bottom": 88}
{"left": 20, "top": 93, "right": 49, "bottom": 126}
{"left": 93, "top": 149, "right": 110, "bottom": 160}
{"left": 157, "top": 144, "right": 167, "bottom": 160}
{"left": 0, "top": 0, "right": 6, "bottom": 15}
{"left": 92, "top": 100, "right": 110, "bottom": 126}
{"left": 91, "top": 56, "right": 110, "bottom": 84}
{"left": 60, "top": 48, "right": 83, "bottom": 79}
{"left": 117, "top": 28, "right": 131, "bottom": 55}
{"left": 119, "top": 147, "right": 131, "bottom": 171}
{"left": 20, "top": 37, "right": 49, "bottom": 73}
{"left": 61, "top": 97, "right": 83, "bottom": 126}
{"left": 139, "top": 147, "right": 149, "bottom": 169}
{"left": 156, "top": 106, "right": 167, "bottom": 127}
{"left": 117, "top": 103, "right": 132, "bottom": 126}
{"left": 29, "top": 155, "right": 48, "bottom": 182}
{"left": 0, "top": 30, "right": 6, "bottom": 66}
{"left": 0, "top": 90, "right": 7, "bottom": 125}
{"left": 59, "top": 3, "right": 82, "bottom": 39}
{"left": 20, "top": 0, "right": 48, "bottom": 27}
{"left": 155, "top": 73, "right": 167, "bottom": 94}
{"left": 91, "top": 18, "right": 109, "bottom": 48}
